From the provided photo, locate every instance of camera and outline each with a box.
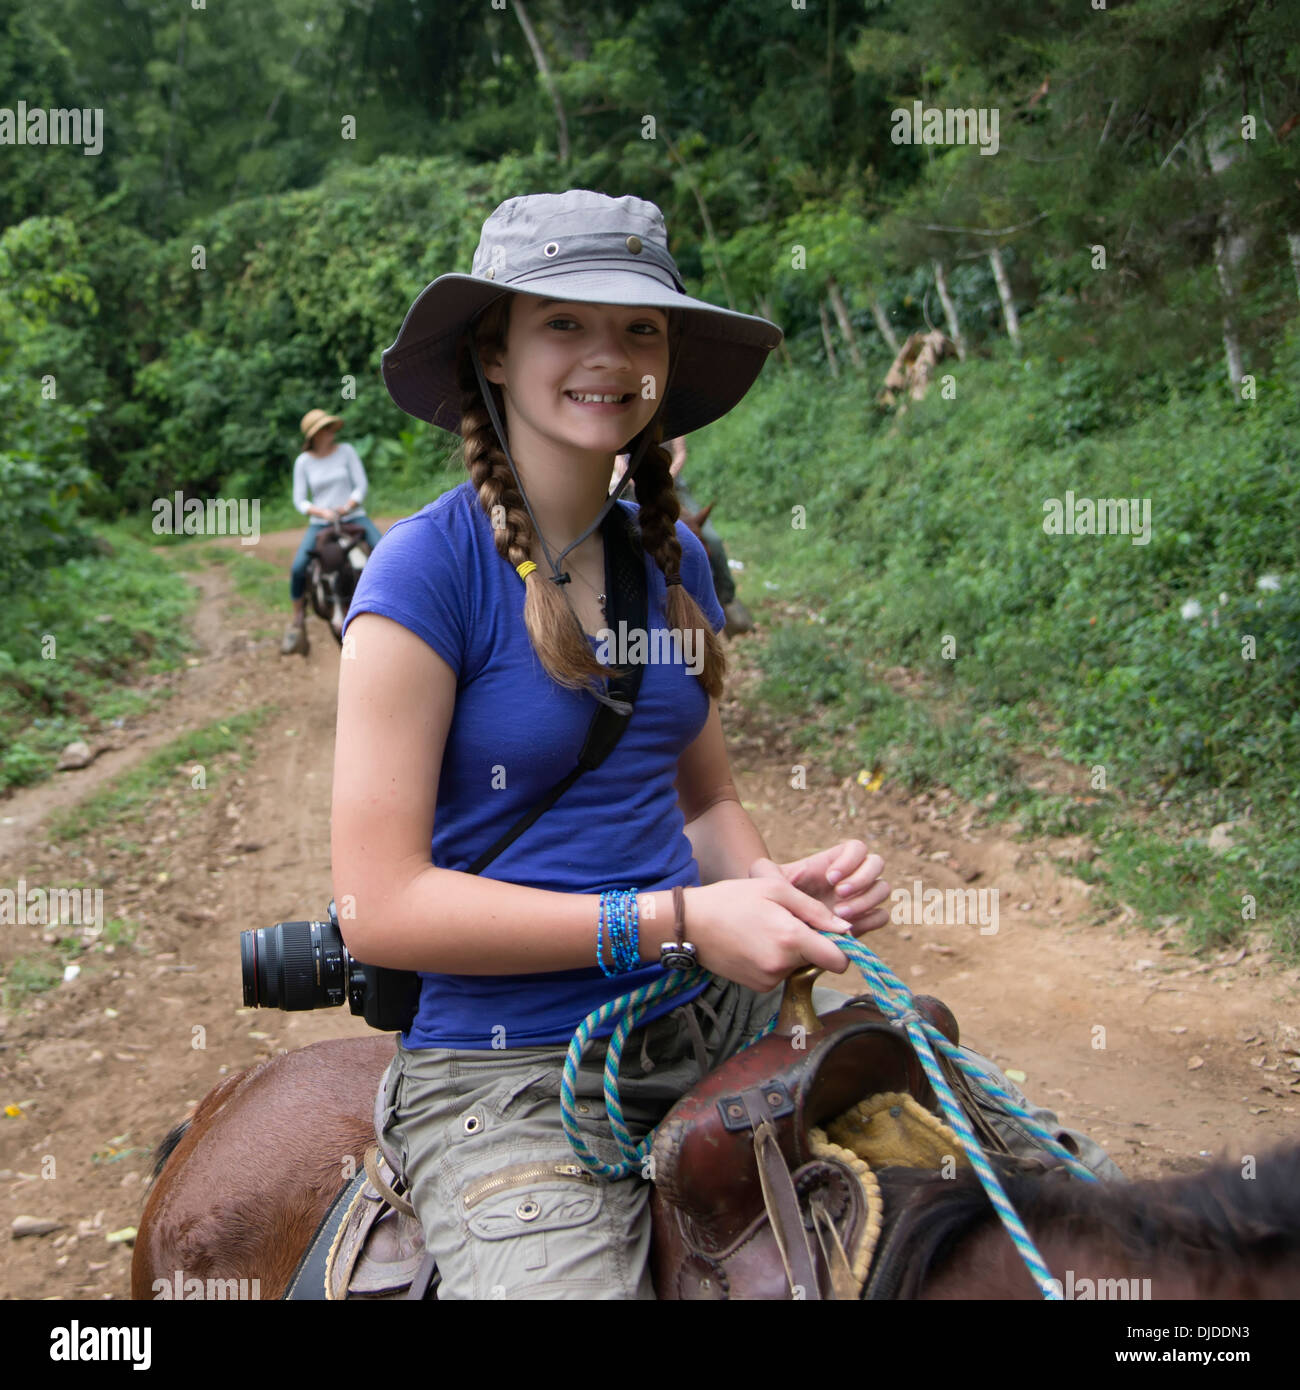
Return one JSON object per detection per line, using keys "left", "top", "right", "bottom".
{"left": 239, "top": 899, "right": 420, "bottom": 1033}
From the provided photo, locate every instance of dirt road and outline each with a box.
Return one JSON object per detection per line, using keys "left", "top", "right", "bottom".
{"left": 2, "top": 525, "right": 1297, "bottom": 1300}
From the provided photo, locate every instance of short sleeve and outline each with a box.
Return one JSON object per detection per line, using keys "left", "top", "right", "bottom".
{"left": 674, "top": 520, "right": 726, "bottom": 635}
{"left": 342, "top": 513, "right": 468, "bottom": 676}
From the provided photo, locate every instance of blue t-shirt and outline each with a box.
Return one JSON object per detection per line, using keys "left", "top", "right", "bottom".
{"left": 341, "top": 479, "right": 726, "bottom": 1048}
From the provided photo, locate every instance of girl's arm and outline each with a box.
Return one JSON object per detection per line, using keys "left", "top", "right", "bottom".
{"left": 675, "top": 699, "right": 766, "bottom": 884}
{"left": 293, "top": 455, "right": 312, "bottom": 516}
{"left": 342, "top": 443, "right": 367, "bottom": 512}
{"left": 683, "top": 795, "right": 767, "bottom": 885}
{"left": 295, "top": 454, "right": 333, "bottom": 520}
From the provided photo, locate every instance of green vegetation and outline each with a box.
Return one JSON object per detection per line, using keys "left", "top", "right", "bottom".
{"left": 2, "top": 2, "right": 1297, "bottom": 963}
{"left": 0, "top": 526, "right": 197, "bottom": 791}
{"left": 692, "top": 324, "right": 1300, "bottom": 959}
{"left": 1, "top": 915, "right": 143, "bottom": 1013}
{"left": 45, "top": 706, "right": 278, "bottom": 842}
{"left": 1, "top": 953, "right": 62, "bottom": 1013}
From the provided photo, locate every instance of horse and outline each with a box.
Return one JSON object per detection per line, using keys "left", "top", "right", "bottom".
{"left": 868, "top": 1147, "right": 1300, "bottom": 1299}
{"left": 130, "top": 1028, "right": 1300, "bottom": 1300}
{"left": 306, "top": 519, "right": 371, "bottom": 646}
{"left": 677, "top": 497, "right": 752, "bottom": 637}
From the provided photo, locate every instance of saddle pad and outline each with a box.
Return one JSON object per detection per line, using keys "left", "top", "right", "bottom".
{"left": 826, "top": 1091, "right": 969, "bottom": 1172}
{"left": 283, "top": 1171, "right": 366, "bottom": 1300}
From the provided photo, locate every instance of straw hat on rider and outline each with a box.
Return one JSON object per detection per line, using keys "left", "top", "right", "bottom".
{"left": 300, "top": 409, "right": 344, "bottom": 447}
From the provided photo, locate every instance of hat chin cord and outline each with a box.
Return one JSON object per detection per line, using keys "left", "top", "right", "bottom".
{"left": 468, "top": 333, "right": 683, "bottom": 714}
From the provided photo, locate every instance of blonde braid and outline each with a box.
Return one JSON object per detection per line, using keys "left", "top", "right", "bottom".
{"left": 630, "top": 418, "right": 728, "bottom": 700}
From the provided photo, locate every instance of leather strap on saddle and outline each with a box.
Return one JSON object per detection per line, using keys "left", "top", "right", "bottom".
{"left": 364, "top": 1143, "right": 415, "bottom": 1219}
{"left": 746, "top": 1092, "right": 821, "bottom": 1299}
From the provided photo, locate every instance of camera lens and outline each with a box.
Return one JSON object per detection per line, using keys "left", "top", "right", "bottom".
{"left": 240, "top": 919, "right": 347, "bottom": 1010}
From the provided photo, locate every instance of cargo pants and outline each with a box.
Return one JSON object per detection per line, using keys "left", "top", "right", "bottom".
{"left": 378, "top": 976, "right": 1124, "bottom": 1300}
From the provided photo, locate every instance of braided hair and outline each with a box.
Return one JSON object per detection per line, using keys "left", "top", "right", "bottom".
{"left": 455, "top": 294, "right": 727, "bottom": 701}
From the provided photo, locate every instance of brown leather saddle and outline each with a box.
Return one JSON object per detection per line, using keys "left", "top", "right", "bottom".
{"left": 648, "top": 977, "right": 978, "bottom": 1300}
{"left": 310, "top": 522, "right": 368, "bottom": 569}
{"left": 292, "top": 972, "right": 1006, "bottom": 1301}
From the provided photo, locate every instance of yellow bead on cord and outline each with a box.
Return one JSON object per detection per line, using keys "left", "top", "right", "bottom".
{"left": 516, "top": 560, "right": 537, "bottom": 581}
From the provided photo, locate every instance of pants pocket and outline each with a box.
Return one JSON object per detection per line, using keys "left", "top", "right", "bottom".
{"left": 447, "top": 1154, "right": 647, "bottom": 1298}
{"left": 461, "top": 1162, "right": 602, "bottom": 1239}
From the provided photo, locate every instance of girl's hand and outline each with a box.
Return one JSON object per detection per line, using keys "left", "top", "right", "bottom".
{"left": 684, "top": 877, "right": 857, "bottom": 994}
{"left": 748, "top": 841, "right": 891, "bottom": 935}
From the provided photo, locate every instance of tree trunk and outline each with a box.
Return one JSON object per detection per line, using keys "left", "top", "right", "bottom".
{"left": 988, "top": 246, "right": 1021, "bottom": 350}
{"left": 512, "top": 1, "right": 569, "bottom": 166}
{"left": 818, "top": 299, "right": 840, "bottom": 378}
{"left": 1213, "top": 231, "right": 1246, "bottom": 388}
{"left": 1204, "top": 154, "right": 1246, "bottom": 389}
{"left": 757, "top": 294, "right": 793, "bottom": 369}
{"left": 825, "top": 0, "right": 836, "bottom": 141}
{"left": 826, "top": 277, "right": 863, "bottom": 370}
{"left": 868, "top": 293, "right": 900, "bottom": 354}
{"left": 159, "top": 9, "right": 189, "bottom": 224}
{"left": 1288, "top": 232, "right": 1300, "bottom": 303}
{"left": 932, "top": 261, "right": 966, "bottom": 360}
{"left": 1202, "top": 71, "right": 1248, "bottom": 391}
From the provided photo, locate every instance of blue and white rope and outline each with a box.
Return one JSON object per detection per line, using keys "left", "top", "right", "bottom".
{"left": 833, "top": 933, "right": 1096, "bottom": 1301}
{"left": 559, "top": 969, "right": 779, "bottom": 1175}
{"left": 563, "top": 929, "right": 1103, "bottom": 1299}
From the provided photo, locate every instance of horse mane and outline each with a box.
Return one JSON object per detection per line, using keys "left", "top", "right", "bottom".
{"left": 874, "top": 1142, "right": 1300, "bottom": 1298}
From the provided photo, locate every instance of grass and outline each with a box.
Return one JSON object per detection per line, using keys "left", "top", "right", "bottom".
{"left": 194, "top": 544, "right": 289, "bottom": 632}
{"left": 0, "top": 522, "right": 199, "bottom": 792}
{"left": 1, "top": 954, "right": 63, "bottom": 1013}
{"left": 45, "top": 705, "right": 278, "bottom": 842}
{"left": 4, "top": 712, "right": 274, "bottom": 1014}
{"left": 1, "top": 915, "right": 144, "bottom": 1014}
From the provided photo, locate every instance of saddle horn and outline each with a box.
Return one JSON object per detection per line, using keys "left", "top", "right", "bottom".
{"left": 774, "top": 965, "right": 824, "bottom": 1037}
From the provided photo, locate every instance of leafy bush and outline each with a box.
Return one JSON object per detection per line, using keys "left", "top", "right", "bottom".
{"left": 0, "top": 216, "right": 102, "bottom": 595}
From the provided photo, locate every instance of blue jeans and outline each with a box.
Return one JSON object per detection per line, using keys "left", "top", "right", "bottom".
{"left": 289, "top": 514, "right": 382, "bottom": 600}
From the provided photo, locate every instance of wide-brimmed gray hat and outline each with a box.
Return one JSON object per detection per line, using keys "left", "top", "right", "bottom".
{"left": 381, "top": 189, "right": 784, "bottom": 440}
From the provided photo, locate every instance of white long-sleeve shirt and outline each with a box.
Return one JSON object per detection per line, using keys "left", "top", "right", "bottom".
{"left": 292, "top": 442, "right": 370, "bottom": 519}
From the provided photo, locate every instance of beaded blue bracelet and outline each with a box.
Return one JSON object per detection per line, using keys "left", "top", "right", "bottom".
{"left": 598, "top": 888, "right": 641, "bottom": 976}
{"left": 609, "top": 890, "right": 630, "bottom": 973}
{"left": 611, "top": 891, "right": 629, "bottom": 971}
{"left": 617, "top": 890, "right": 639, "bottom": 972}
{"left": 600, "top": 889, "right": 620, "bottom": 978}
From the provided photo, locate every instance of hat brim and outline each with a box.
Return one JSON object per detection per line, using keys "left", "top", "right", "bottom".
{"left": 381, "top": 272, "right": 783, "bottom": 440}
{"left": 303, "top": 413, "right": 344, "bottom": 443}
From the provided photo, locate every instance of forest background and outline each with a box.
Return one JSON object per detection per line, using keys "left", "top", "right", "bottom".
{"left": 2, "top": 0, "right": 1298, "bottom": 958}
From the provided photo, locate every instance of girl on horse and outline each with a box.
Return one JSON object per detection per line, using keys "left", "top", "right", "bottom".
{"left": 332, "top": 191, "right": 1119, "bottom": 1300}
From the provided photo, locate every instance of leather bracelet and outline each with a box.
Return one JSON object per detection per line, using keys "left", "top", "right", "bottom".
{"left": 660, "top": 884, "right": 697, "bottom": 971}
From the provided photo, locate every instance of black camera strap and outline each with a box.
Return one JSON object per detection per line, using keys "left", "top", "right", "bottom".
{"left": 465, "top": 498, "right": 649, "bottom": 874}
{"left": 356, "top": 500, "right": 655, "bottom": 1034}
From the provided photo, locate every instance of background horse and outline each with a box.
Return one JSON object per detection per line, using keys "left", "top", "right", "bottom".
{"left": 306, "top": 519, "right": 371, "bottom": 645}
